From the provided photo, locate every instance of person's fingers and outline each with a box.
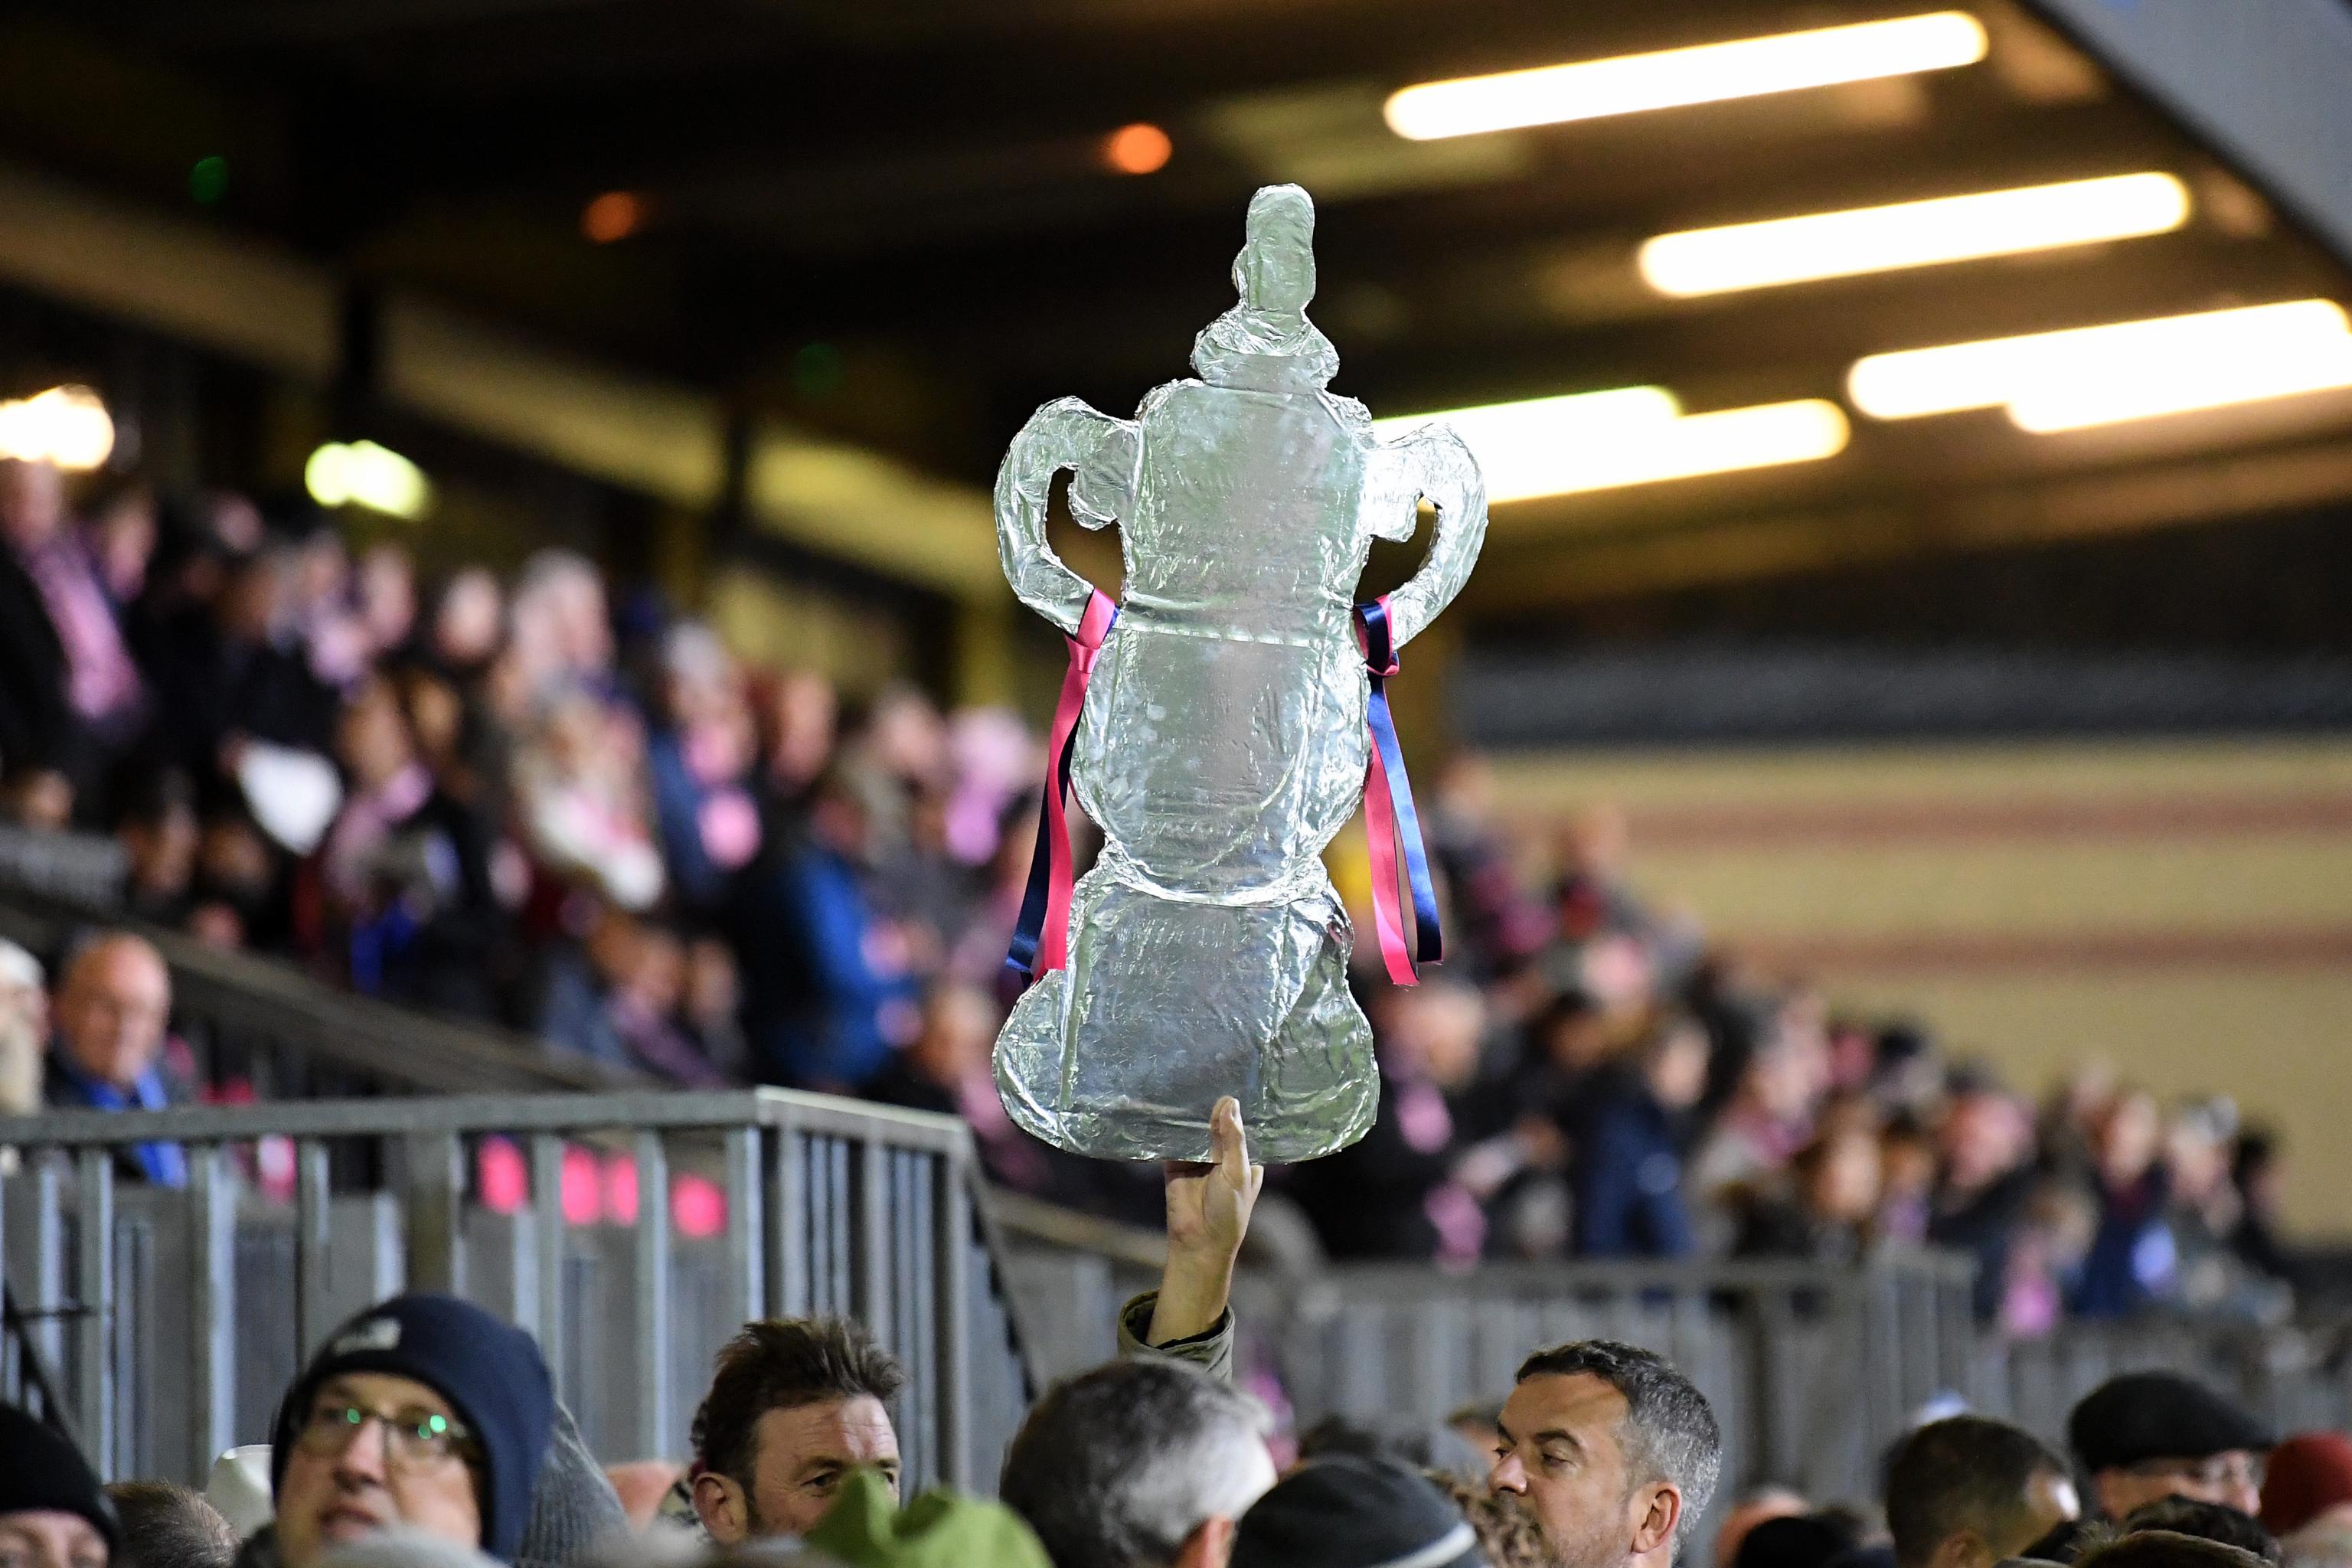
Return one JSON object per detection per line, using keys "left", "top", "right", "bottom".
{"left": 1165, "top": 1160, "right": 1211, "bottom": 1181}
{"left": 1212, "top": 1096, "right": 1248, "bottom": 1184}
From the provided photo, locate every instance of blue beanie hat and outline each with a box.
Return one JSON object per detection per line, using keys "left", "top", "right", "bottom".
{"left": 270, "top": 1295, "right": 555, "bottom": 1563}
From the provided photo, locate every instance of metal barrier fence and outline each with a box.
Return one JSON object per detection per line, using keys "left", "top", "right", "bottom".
{"left": 0, "top": 1091, "right": 1036, "bottom": 1490}
{"left": 0, "top": 841, "right": 622, "bottom": 1100}
{"left": 994, "top": 1208, "right": 2352, "bottom": 1544}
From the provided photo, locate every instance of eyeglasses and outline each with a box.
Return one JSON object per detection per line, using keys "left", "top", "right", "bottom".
{"left": 296, "top": 1400, "right": 479, "bottom": 1469}
{"left": 2126, "top": 1453, "right": 2266, "bottom": 1491}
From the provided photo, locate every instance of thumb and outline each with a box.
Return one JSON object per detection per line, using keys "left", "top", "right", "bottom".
{"left": 1212, "top": 1096, "right": 1249, "bottom": 1184}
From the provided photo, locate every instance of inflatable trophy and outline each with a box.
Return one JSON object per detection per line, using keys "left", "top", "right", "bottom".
{"left": 992, "top": 184, "right": 1488, "bottom": 1164}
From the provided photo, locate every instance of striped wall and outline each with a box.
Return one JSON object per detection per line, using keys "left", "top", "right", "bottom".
{"left": 1485, "top": 738, "right": 2352, "bottom": 1236}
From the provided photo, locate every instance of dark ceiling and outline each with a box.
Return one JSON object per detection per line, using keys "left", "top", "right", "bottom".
{"left": 5, "top": 0, "right": 2352, "bottom": 621}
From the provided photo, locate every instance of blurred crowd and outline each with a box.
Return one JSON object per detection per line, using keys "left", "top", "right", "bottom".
{"left": 0, "top": 453, "right": 2304, "bottom": 1331}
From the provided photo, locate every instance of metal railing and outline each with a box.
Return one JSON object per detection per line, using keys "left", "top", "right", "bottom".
{"left": 0, "top": 825, "right": 123, "bottom": 910}
{"left": 0, "top": 858, "right": 624, "bottom": 1099}
{"left": 0, "top": 1091, "right": 1037, "bottom": 1491}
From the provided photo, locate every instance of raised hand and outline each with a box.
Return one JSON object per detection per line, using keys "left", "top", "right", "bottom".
{"left": 1148, "top": 1096, "right": 1264, "bottom": 1346}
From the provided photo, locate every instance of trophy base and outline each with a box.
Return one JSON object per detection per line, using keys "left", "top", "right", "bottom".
{"left": 992, "top": 876, "right": 1377, "bottom": 1165}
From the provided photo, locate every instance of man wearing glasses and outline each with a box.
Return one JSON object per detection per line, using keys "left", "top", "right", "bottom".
{"left": 258, "top": 1295, "right": 555, "bottom": 1568}
{"left": 2069, "top": 1372, "right": 2274, "bottom": 1521}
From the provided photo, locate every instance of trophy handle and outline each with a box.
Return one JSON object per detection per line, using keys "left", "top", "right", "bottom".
{"left": 995, "top": 396, "right": 1138, "bottom": 635}
{"left": 1378, "top": 421, "right": 1489, "bottom": 648}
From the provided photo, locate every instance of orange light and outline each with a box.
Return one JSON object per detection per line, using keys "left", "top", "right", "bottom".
{"left": 1103, "top": 122, "right": 1172, "bottom": 176}
{"left": 581, "top": 191, "right": 645, "bottom": 243}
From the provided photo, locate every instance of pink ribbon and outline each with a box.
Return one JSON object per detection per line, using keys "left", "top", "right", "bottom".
{"left": 1037, "top": 590, "right": 1119, "bottom": 973}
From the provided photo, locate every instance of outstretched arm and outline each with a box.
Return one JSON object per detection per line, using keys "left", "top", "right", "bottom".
{"left": 1116, "top": 1096, "right": 1263, "bottom": 1380}
{"left": 1148, "top": 1096, "right": 1264, "bottom": 1345}
{"left": 1377, "top": 422, "right": 1488, "bottom": 649}
{"left": 995, "top": 396, "right": 1136, "bottom": 634}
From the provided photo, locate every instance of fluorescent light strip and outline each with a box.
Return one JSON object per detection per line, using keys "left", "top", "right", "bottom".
{"left": 0, "top": 386, "right": 115, "bottom": 471}
{"left": 1849, "top": 301, "right": 2352, "bottom": 419}
{"left": 1638, "top": 172, "right": 2190, "bottom": 297}
{"left": 1385, "top": 11, "right": 1988, "bottom": 140}
{"left": 1380, "top": 391, "right": 1849, "bottom": 501}
{"left": 2010, "top": 332, "right": 2352, "bottom": 431}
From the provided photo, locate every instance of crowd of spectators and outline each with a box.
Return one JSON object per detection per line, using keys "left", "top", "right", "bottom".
{"left": 0, "top": 452, "right": 2306, "bottom": 1331}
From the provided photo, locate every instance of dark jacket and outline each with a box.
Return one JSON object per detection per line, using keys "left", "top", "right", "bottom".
{"left": 0, "top": 547, "right": 79, "bottom": 779}
{"left": 1572, "top": 1074, "right": 1696, "bottom": 1259}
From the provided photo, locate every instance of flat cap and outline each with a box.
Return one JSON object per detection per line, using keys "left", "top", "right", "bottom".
{"left": 2069, "top": 1374, "right": 2274, "bottom": 1474}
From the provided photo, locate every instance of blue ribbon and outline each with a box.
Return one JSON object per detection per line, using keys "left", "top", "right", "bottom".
{"left": 1357, "top": 599, "right": 1443, "bottom": 969}
{"left": 1004, "top": 724, "right": 1077, "bottom": 987}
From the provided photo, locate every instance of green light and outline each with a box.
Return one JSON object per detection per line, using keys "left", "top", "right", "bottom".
{"left": 793, "top": 342, "right": 844, "bottom": 400}
{"left": 190, "top": 155, "right": 229, "bottom": 204}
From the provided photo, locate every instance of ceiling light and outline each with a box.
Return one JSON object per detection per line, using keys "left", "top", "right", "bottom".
{"left": 0, "top": 386, "right": 115, "bottom": 471}
{"left": 1384, "top": 11, "right": 1987, "bottom": 140}
{"left": 1103, "top": 122, "right": 1173, "bottom": 175}
{"left": 1378, "top": 390, "right": 1848, "bottom": 500}
{"left": 2009, "top": 331, "right": 2352, "bottom": 431}
{"left": 1638, "top": 172, "right": 2190, "bottom": 297}
{"left": 306, "top": 440, "right": 432, "bottom": 519}
{"left": 581, "top": 191, "right": 646, "bottom": 244}
{"left": 1849, "top": 300, "right": 2351, "bottom": 418}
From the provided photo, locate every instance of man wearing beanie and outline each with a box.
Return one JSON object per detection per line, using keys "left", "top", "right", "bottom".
{"left": 1232, "top": 1456, "right": 1484, "bottom": 1568}
{"left": 1, "top": 1403, "right": 122, "bottom": 1568}
{"left": 2068, "top": 1374, "right": 2273, "bottom": 1521}
{"left": 247, "top": 1295, "right": 556, "bottom": 1568}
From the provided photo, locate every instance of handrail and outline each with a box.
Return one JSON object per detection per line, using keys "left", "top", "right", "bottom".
{"left": 0, "top": 1090, "right": 1026, "bottom": 1486}
{"left": 0, "top": 864, "right": 626, "bottom": 1095}
{"left": 0, "top": 1087, "right": 972, "bottom": 1152}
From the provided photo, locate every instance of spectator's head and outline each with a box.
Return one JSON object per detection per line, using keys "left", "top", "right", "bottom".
{"left": 83, "top": 479, "right": 157, "bottom": 602}
{"left": 1640, "top": 1013, "right": 1710, "bottom": 1113}
{"left": 908, "top": 982, "right": 998, "bottom": 1086}
{"left": 1939, "top": 1086, "right": 2029, "bottom": 1194}
{"left": 2070, "top": 1374, "right": 2273, "bottom": 1521}
{"left": 2233, "top": 1132, "right": 2282, "bottom": 1220}
{"left": 2094, "top": 1093, "right": 2162, "bottom": 1191}
{"left": 2074, "top": 1536, "right": 2269, "bottom": 1568}
{"left": 0, "top": 936, "right": 48, "bottom": 1046}
{"left": 688, "top": 1318, "right": 904, "bottom": 1544}
{"left": 0, "top": 1403, "right": 119, "bottom": 1568}
{"left": 1885, "top": 1416, "right": 2078, "bottom": 1568}
{"left": 1740, "top": 1037, "right": 1818, "bottom": 1127}
{"left": 430, "top": 570, "right": 504, "bottom": 671}
{"left": 1536, "top": 993, "right": 1611, "bottom": 1079}
{"left": 756, "top": 669, "right": 838, "bottom": 794}
{"left": 1379, "top": 979, "right": 1485, "bottom": 1093}
{"left": 270, "top": 1295, "right": 556, "bottom": 1568}
{"left": 0, "top": 458, "right": 65, "bottom": 550}
{"left": 1232, "top": 1456, "right": 1481, "bottom": 1568}
{"left": 513, "top": 550, "right": 610, "bottom": 683}
{"left": 1492, "top": 1340, "right": 1721, "bottom": 1568}
{"left": 52, "top": 933, "right": 172, "bottom": 1091}
{"left": 2262, "top": 1436, "right": 2352, "bottom": 1539}
{"left": 356, "top": 545, "right": 416, "bottom": 655}
{"left": 659, "top": 623, "right": 741, "bottom": 730}
{"left": 103, "top": 1484, "right": 237, "bottom": 1568}
{"left": 1716, "top": 1489, "right": 1810, "bottom": 1568}
{"left": 1735, "top": 1514, "right": 1863, "bottom": 1568}
{"left": 338, "top": 676, "right": 419, "bottom": 794}
{"left": 2121, "top": 1502, "right": 2275, "bottom": 1563}
{"left": 1796, "top": 1129, "right": 1883, "bottom": 1227}
{"left": 999, "top": 1357, "right": 1273, "bottom": 1568}
{"left": 119, "top": 773, "right": 199, "bottom": 909}
{"left": 2165, "top": 1102, "right": 2238, "bottom": 1206}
